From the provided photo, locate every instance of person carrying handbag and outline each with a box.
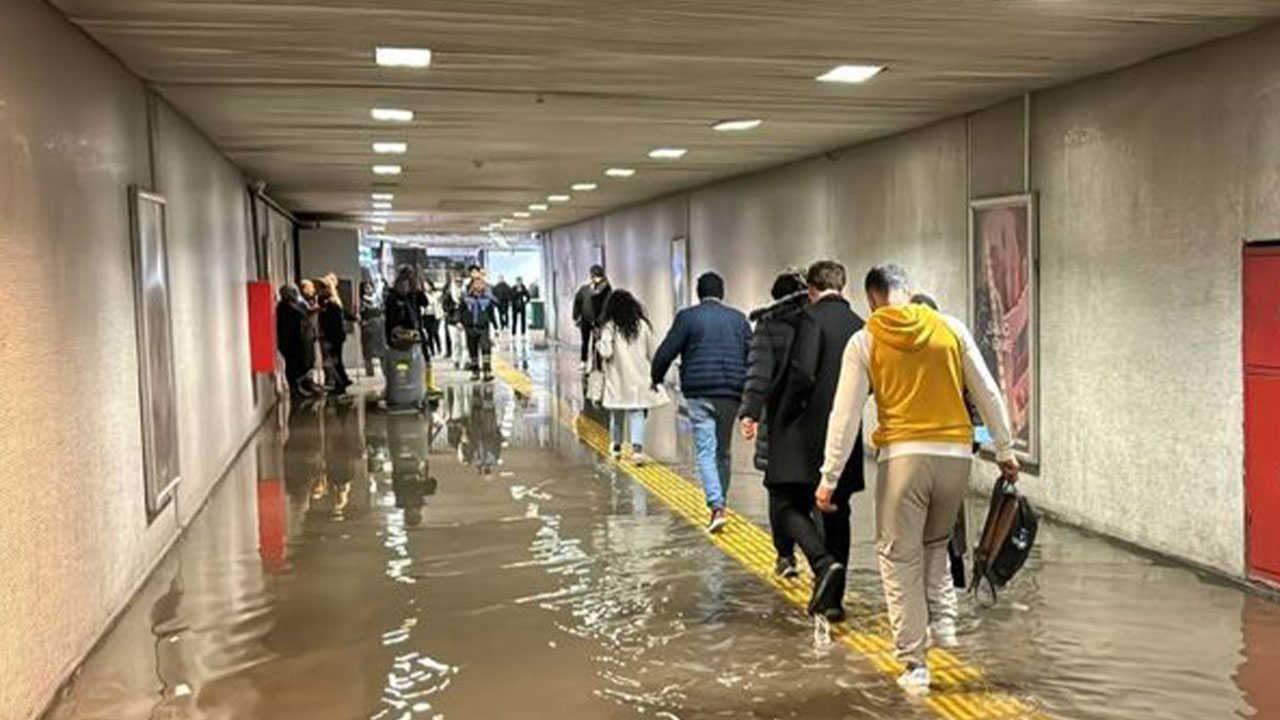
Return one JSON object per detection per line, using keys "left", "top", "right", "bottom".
{"left": 596, "top": 290, "right": 669, "bottom": 464}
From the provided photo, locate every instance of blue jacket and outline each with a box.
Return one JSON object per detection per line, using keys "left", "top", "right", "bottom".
{"left": 651, "top": 299, "right": 752, "bottom": 399}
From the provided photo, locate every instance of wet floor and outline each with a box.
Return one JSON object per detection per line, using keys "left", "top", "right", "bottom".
{"left": 42, "top": 343, "right": 1280, "bottom": 720}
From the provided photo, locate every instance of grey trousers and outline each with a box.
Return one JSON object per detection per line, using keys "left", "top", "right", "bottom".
{"left": 875, "top": 454, "right": 972, "bottom": 665}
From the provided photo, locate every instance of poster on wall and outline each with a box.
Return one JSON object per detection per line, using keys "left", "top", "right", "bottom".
{"left": 671, "top": 236, "right": 690, "bottom": 314}
{"left": 129, "top": 187, "right": 183, "bottom": 519}
{"left": 969, "top": 193, "right": 1039, "bottom": 467}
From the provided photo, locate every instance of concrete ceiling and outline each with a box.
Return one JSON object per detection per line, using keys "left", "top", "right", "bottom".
{"left": 51, "top": 0, "right": 1280, "bottom": 233}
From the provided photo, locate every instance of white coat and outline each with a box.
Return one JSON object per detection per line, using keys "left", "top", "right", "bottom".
{"left": 596, "top": 320, "right": 670, "bottom": 410}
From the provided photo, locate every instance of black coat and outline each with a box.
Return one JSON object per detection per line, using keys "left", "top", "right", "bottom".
{"left": 511, "top": 283, "right": 531, "bottom": 309}
{"left": 766, "top": 294, "right": 865, "bottom": 491}
{"left": 319, "top": 300, "right": 347, "bottom": 345}
{"left": 739, "top": 292, "right": 807, "bottom": 471}
{"left": 276, "top": 299, "right": 317, "bottom": 380}
{"left": 493, "top": 282, "right": 513, "bottom": 307}
{"left": 384, "top": 289, "right": 424, "bottom": 344}
{"left": 572, "top": 281, "right": 612, "bottom": 327}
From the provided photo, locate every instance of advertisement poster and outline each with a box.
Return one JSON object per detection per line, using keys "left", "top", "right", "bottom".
{"left": 671, "top": 236, "right": 689, "bottom": 314}
{"left": 130, "top": 187, "right": 182, "bottom": 518}
{"left": 969, "top": 193, "right": 1039, "bottom": 466}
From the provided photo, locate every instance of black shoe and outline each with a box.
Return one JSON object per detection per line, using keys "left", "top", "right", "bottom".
{"left": 808, "top": 562, "right": 845, "bottom": 617}
{"left": 483, "top": 373, "right": 494, "bottom": 383}
{"left": 470, "top": 369, "right": 481, "bottom": 380}
{"left": 774, "top": 555, "right": 800, "bottom": 579}
{"left": 823, "top": 605, "right": 846, "bottom": 623}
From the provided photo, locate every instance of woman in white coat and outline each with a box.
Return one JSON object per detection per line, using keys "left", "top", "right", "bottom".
{"left": 596, "top": 290, "right": 669, "bottom": 464}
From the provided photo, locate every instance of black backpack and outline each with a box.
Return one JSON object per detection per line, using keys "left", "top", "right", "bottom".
{"left": 971, "top": 477, "right": 1038, "bottom": 600}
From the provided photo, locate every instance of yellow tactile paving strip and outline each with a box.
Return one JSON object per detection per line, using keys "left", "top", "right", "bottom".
{"left": 491, "top": 357, "right": 1048, "bottom": 720}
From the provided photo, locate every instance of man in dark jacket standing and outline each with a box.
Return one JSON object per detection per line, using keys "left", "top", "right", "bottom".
{"left": 510, "top": 277, "right": 532, "bottom": 337}
{"left": 768, "top": 260, "right": 865, "bottom": 621}
{"left": 572, "top": 265, "right": 611, "bottom": 369}
{"left": 652, "top": 272, "right": 752, "bottom": 533}
{"left": 738, "top": 269, "right": 808, "bottom": 577}
{"left": 493, "top": 275, "right": 513, "bottom": 331}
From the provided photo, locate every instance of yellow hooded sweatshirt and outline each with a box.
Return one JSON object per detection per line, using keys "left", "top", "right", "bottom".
{"left": 866, "top": 304, "right": 973, "bottom": 448}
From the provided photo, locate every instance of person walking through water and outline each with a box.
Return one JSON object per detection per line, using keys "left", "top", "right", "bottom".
{"left": 358, "top": 279, "right": 385, "bottom": 378}
{"left": 738, "top": 268, "right": 808, "bottom": 578}
{"left": 755, "top": 260, "right": 865, "bottom": 621}
{"left": 596, "top": 290, "right": 669, "bottom": 464}
{"left": 651, "top": 272, "right": 751, "bottom": 534}
{"left": 511, "top": 276, "right": 532, "bottom": 338}
{"left": 461, "top": 271, "right": 498, "bottom": 381}
{"left": 422, "top": 278, "right": 444, "bottom": 358}
{"left": 819, "top": 264, "right": 1018, "bottom": 693}
{"left": 442, "top": 273, "right": 468, "bottom": 369}
{"left": 572, "top": 265, "right": 612, "bottom": 371}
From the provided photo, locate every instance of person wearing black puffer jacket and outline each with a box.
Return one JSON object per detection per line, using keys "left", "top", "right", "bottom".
{"left": 651, "top": 272, "right": 752, "bottom": 534}
{"left": 738, "top": 269, "right": 809, "bottom": 578}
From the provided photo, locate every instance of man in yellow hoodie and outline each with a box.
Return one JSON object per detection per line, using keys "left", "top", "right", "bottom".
{"left": 818, "top": 264, "right": 1018, "bottom": 693}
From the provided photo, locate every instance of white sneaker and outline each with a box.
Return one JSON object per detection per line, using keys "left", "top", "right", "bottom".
{"left": 707, "top": 509, "right": 728, "bottom": 534}
{"left": 929, "top": 620, "right": 959, "bottom": 649}
{"left": 896, "top": 663, "right": 931, "bottom": 694}
{"left": 632, "top": 451, "right": 648, "bottom": 466}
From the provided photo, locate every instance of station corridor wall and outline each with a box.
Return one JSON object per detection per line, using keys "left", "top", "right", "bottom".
{"left": 0, "top": 2, "right": 272, "bottom": 718}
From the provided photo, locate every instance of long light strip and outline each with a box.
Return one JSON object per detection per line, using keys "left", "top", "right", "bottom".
{"left": 605, "top": 167, "right": 636, "bottom": 178}
{"left": 648, "top": 147, "right": 687, "bottom": 159}
{"left": 571, "top": 182, "right": 598, "bottom": 192}
{"left": 372, "top": 165, "right": 402, "bottom": 175}
{"left": 547, "top": 194, "right": 571, "bottom": 203}
{"left": 372, "top": 142, "right": 408, "bottom": 154}
{"left": 713, "top": 118, "right": 763, "bottom": 132}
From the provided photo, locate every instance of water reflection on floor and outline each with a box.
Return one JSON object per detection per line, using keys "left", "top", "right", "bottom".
{"left": 41, "top": 345, "right": 1280, "bottom": 720}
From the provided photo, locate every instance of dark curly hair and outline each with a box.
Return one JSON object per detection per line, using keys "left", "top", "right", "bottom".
{"left": 600, "top": 289, "right": 649, "bottom": 342}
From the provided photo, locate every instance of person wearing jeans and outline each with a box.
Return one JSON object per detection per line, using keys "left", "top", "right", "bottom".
{"left": 597, "top": 290, "right": 669, "bottom": 463}
{"left": 651, "top": 272, "right": 752, "bottom": 533}
{"left": 819, "top": 264, "right": 1018, "bottom": 694}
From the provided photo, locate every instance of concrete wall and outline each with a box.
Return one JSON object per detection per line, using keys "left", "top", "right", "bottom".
{"left": 0, "top": 2, "right": 274, "bottom": 718}
{"left": 548, "top": 21, "right": 1280, "bottom": 577}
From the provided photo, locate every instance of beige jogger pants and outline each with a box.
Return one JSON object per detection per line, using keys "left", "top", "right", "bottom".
{"left": 875, "top": 454, "right": 972, "bottom": 665}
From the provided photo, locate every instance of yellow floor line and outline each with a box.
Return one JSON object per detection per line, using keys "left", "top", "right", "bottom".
{"left": 491, "top": 358, "right": 1048, "bottom": 720}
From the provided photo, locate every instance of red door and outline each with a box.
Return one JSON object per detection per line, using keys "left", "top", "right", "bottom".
{"left": 1244, "top": 245, "right": 1280, "bottom": 584}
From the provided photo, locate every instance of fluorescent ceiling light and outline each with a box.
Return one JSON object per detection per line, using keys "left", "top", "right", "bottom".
{"left": 513, "top": 211, "right": 531, "bottom": 218}
{"left": 372, "top": 164, "right": 402, "bottom": 175}
{"left": 713, "top": 118, "right": 763, "bottom": 132}
{"left": 605, "top": 167, "right": 636, "bottom": 178}
{"left": 816, "top": 64, "right": 884, "bottom": 84}
{"left": 571, "top": 182, "right": 598, "bottom": 192}
{"left": 528, "top": 203, "right": 548, "bottom": 211}
{"left": 648, "top": 147, "right": 687, "bottom": 159}
{"left": 371, "top": 192, "right": 394, "bottom": 201}
{"left": 547, "top": 194, "right": 571, "bottom": 203}
{"left": 375, "top": 47, "right": 433, "bottom": 69}
{"left": 372, "top": 142, "right": 407, "bottom": 154}
{"left": 372, "top": 202, "right": 393, "bottom": 210}
{"left": 371, "top": 108, "right": 414, "bottom": 122}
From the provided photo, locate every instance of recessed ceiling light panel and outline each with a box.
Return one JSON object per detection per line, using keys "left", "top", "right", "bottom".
{"left": 372, "top": 165, "right": 402, "bottom": 175}
{"left": 816, "top": 64, "right": 884, "bottom": 84}
{"left": 371, "top": 192, "right": 395, "bottom": 201}
{"left": 371, "top": 108, "right": 414, "bottom": 122}
{"left": 547, "top": 194, "right": 571, "bottom": 203}
{"left": 372, "top": 142, "right": 408, "bottom": 154}
{"left": 648, "top": 148, "right": 687, "bottom": 159}
{"left": 376, "top": 47, "right": 433, "bottom": 68}
{"left": 605, "top": 168, "right": 636, "bottom": 178}
{"left": 529, "top": 203, "right": 549, "bottom": 211}
{"left": 571, "top": 182, "right": 598, "bottom": 192}
{"left": 514, "top": 211, "right": 531, "bottom": 218}
{"left": 713, "top": 118, "right": 763, "bottom": 132}
{"left": 372, "top": 201, "right": 393, "bottom": 210}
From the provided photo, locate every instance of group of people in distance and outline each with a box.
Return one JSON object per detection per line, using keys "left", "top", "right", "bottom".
{"left": 277, "top": 265, "right": 535, "bottom": 395}
{"left": 276, "top": 273, "right": 355, "bottom": 397}
{"left": 579, "top": 259, "right": 1020, "bottom": 693}
{"left": 383, "top": 264, "right": 533, "bottom": 382}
